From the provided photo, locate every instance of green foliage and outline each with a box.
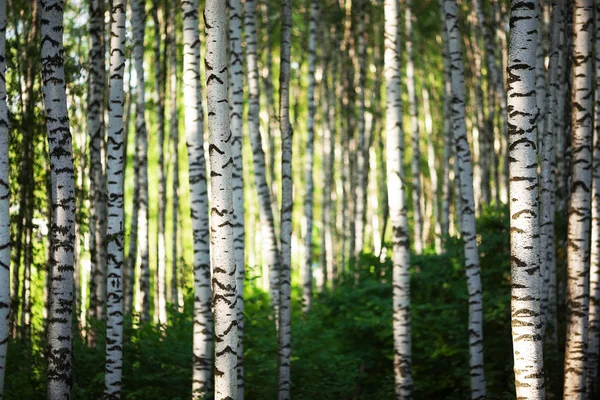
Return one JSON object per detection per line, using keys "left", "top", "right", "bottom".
{"left": 3, "top": 208, "right": 527, "bottom": 399}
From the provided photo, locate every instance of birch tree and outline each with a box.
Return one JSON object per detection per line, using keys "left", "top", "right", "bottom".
{"left": 88, "top": 0, "right": 107, "bottom": 322}
{"left": 564, "top": 0, "right": 594, "bottom": 396}
{"left": 182, "top": 0, "right": 213, "bottom": 396}
{"left": 302, "top": 0, "right": 318, "bottom": 313}
{"left": 506, "top": 0, "right": 545, "bottom": 397}
{"left": 41, "top": 1, "right": 76, "bottom": 397}
{"left": 105, "top": 1, "right": 126, "bottom": 397}
{"left": 244, "top": 0, "right": 281, "bottom": 312}
{"left": 405, "top": 0, "right": 423, "bottom": 255}
{"left": 0, "top": 0, "right": 9, "bottom": 394}
{"left": 131, "top": 0, "right": 151, "bottom": 323}
{"left": 443, "top": 0, "right": 486, "bottom": 397}
{"left": 228, "top": 0, "right": 245, "bottom": 393}
{"left": 385, "top": 0, "right": 413, "bottom": 396}
{"left": 204, "top": 0, "right": 238, "bottom": 397}
{"left": 587, "top": 0, "right": 600, "bottom": 394}
{"left": 278, "top": 0, "right": 294, "bottom": 394}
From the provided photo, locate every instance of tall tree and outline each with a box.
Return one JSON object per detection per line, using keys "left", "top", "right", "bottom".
{"left": 153, "top": 0, "right": 168, "bottom": 326}
{"left": 181, "top": 0, "right": 213, "bottom": 396}
{"left": 278, "top": 0, "right": 293, "bottom": 395}
{"left": 354, "top": 0, "right": 367, "bottom": 259}
{"left": 204, "top": 0, "right": 238, "bottom": 396}
{"left": 41, "top": 0, "right": 76, "bottom": 397}
{"left": 564, "top": 0, "right": 593, "bottom": 396}
{"left": 169, "top": 0, "right": 180, "bottom": 312}
{"left": 443, "top": 0, "right": 486, "bottom": 397}
{"left": 405, "top": 0, "right": 423, "bottom": 255}
{"left": 105, "top": 1, "right": 126, "bottom": 397}
{"left": 0, "top": 0, "right": 9, "bottom": 394}
{"left": 506, "top": 0, "right": 545, "bottom": 397}
{"left": 228, "top": 0, "right": 245, "bottom": 393}
{"left": 244, "top": 0, "right": 281, "bottom": 312}
{"left": 88, "top": 0, "right": 107, "bottom": 324}
{"left": 385, "top": 0, "right": 413, "bottom": 396}
{"left": 587, "top": 0, "right": 600, "bottom": 394}
{"left": 131, "top": 0, "right": 151, "bottom": 323}
{"left": 302, "top": 0, "right": 318, "bottom": 313}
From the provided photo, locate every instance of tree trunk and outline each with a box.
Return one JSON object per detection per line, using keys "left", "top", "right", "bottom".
{"left": 204, "top": 0, "right": 238, "bottom": 396}
{"left": 540, "top": 0, "right": 562, "bottom": 342}
{"left": 153, "top": 0, "right": 168, "bottom": 327}
{"left": 131, "top": 0, "right": 151, "bottom": 324}
{"left": 228, "top": 0, "right": 245, "bottom": 393}
{"left": 88, "top": 0, "right": 107, "bottom": 325}
{"left": 405, "top": 0, "right": 423, "bottom": 255}
{"left": 168, "top": 0, "right": 180, "bottom": 313}
{"left": 587, "top": 0, "right": 600, "bottom": 394}
{"left": 443, "top": 0, "right": 486, "bottom": 397}
{"left": 423, "top": 87, "right": 442, "bottom": 254}
{"left": 278, "top": 0, "right": 293, "bottom": 394}
{"left": 104, "top": 2, "right": 126, "bottom": 397}
{"left": 42, "top": 1, "right": 76, "bottom": 397}
{"left": 507, "top": 0, "right": 545, "bottom": 397}
{"left": 302, "top": 0, "right": 318, "bottom": 313}
{"left": 385, "top": 0, "right": 413, "bottom": 396}
{"left": 0, "top": 0, "right": 10, "bottom": 393}
{"left": 181, "top": 0, "right": 213, "bottom": 396}
{"left": 244, "top": 0, "right": 281, "bottom": 314}
{"left": 564, "top": 0, "right": 593, "bottom": 396}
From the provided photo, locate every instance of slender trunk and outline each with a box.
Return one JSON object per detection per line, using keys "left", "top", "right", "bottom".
{"left": 181, "top": 0, "right": 213, "bottom": 395}
{"left": 540, "top": 0, "right": 562, "bottom": 341}
{"left": 439, "top": 0, "right": 451, "bottom": 239}
{"left": 405, "top": 0, "right": 422, "bottom": 254}
{"left": 104, "top": 2, "right": 126, "bottom": 397}
{"left": 42, "top": 2, "right": 76, "bottom": 397}
{"left": 443, "top": 0, "right": 486, "bottom": 397}
{"left": 153, "top": 0, "right": 168, "bottom": 326}
{"left": 0, "top": 0, "right": 9, "bottom": 393}
{"left": 88, "top": 0, "right": 107, "bottom": 324}
{"left": 354, "top": 0, "right": 367, "bottom": 259}
{"left": 587, "top": 0, "right": 600, "bottom": 394}
{"left": 228, "top": 0, "right": 245, "bottom": 394}
{"left": 204, "top": 1, "right": 238, "bottom": 397}
{"left": 507, "top": 0, "right": 545, "bottom": 397}
{"left": 385, "top": 0, "right": 413, "bottom": 396}
{"left": 564, "top": 0, "right": 593, "bottom": 396}
{"left": 278, "top": 0, "right": 293, "bottom": 395}
{"left": 423, "top": 87, "right": 441, "bottom": 254}
{"left": 244, "top": 0, "right": 281, "bottom": 313}
{"left": 132, "top": 0, "right": 151, "bottom": 324}
{"left": 302, "top": 0, "right": 318, "bottom": 313}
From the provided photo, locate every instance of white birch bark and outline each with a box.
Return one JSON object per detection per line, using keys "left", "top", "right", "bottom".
{"left": 87, "top": 0, "right": 107, "bottom": 322}
{"left": 244, "top": 0, "right": 281, "bottom": 313}
{"left": 564, "top": 0, "right": 594, "bottom": 397}
{"left": 540, "top": 0, "right": 562, "bottom": 340}
{"left": 354, "top": 0, "right": 367, "bottom": 259}
{"left": 0, "top": 0, "right": 9, "bottom": 394}
{"left": 587, "top": 0, "right": 600, "bottom": 394}
{"left": 181, "top": 0, "right": 213, "bottom": 396}
{"left": 204, "top": 0, "right": 238, "bottom": 396}
{"left": 132, "top": 0, "right": 151, "bottom": 324}
{"left": 169, "top": 0, "right": 180, "bottom": 312}
{"left": 228, "top": 0, "right": 245, "bottom": 394}
{"left": 507, "top": 0, "right": 545, "bottom": 397}
{"left": 302, "top": 0, "right": 318, "bottom": 313}
{"left": 385, "top": 0, "right": 413, "bottom": 396}
{"left": 443, "top": 0, "right": 486, "bottom": 397}
{"left": 152, "top": 1, "right": 168, "bottom": 327}
{"left": 41, "top": 1, "right": 76, "bottom": 397}
{"left": 423, "top": 87, "right": 441, "bottom": 254}
{"left": 278, "top": 0, "right": 293, "bottom": 394}
{"left": 105, "top": 2, "right": 126, "bottom": 397}
{"left": 405, "top": 0, "right": 422, "bottom": 255}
